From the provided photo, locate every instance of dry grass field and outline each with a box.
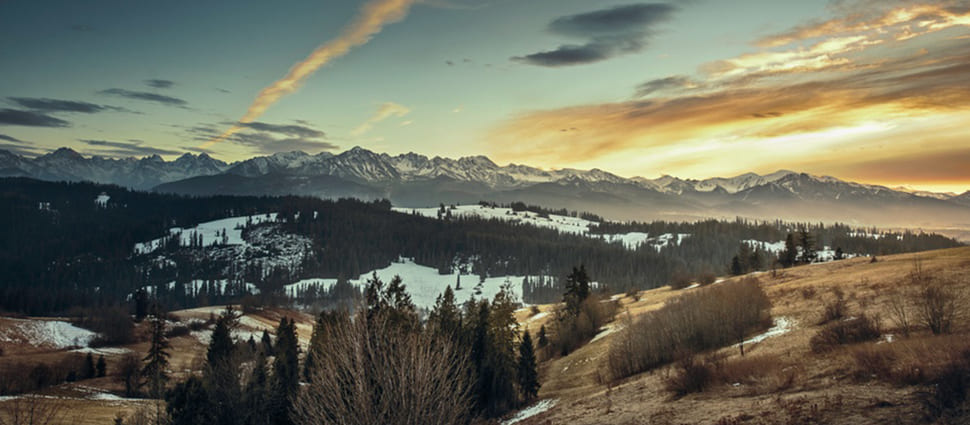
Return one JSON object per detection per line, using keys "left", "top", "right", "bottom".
{"left": 2, "top": 247, "right": 968, "bottom": 424}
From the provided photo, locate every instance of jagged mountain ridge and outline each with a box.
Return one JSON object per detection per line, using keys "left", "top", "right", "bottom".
{"left": 0, "top": 147, "right": 229, "bottom": 189}
{"left": 2, "top": 146, "right": 969, "bottom": 234}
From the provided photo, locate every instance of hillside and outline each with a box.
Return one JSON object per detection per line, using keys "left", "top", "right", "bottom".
{"left": 3, "top": 247, "right": 968, "bottom": 424}
{"left": 512, "top": 246, "right": 970, "bottom": 425}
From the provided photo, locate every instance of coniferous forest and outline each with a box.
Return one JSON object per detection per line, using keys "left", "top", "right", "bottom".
{"left": 0, "top": 177, "right": 961, "bottom": 315}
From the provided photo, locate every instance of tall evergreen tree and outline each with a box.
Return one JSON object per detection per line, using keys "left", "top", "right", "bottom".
{"left": 83, "top": 352, "right": 96, "bottom": 380}
{"left": 204, "top": 306, "right": 241, "bottom": 425}
{"left": 517, "top": 330, "right": 540, "bottom": 403}
{"left": 799, "top": 230, "right": 817, "bottom": 264}
{"left": 270, "top": 317, "right": 299, "bottom": 425}
{"left": 564, "top": 266, "right": 591, "bottom": 315}
{"left": 781, "top": 233, "right": 798, "bottom": 267}
{"left": 96, "top": 355, "right": 107, "bottom": 377}
{"left": 243, "top": 350, "right": 271, "bottom": 425}
{"left": 142, "top": 305, "right": 170, "bottom": 399}
{"left": 429, "top": 285, "right": 461, "bottom": 340}
{"left": 537, "top": 325, "right": 548, "bottom": 349}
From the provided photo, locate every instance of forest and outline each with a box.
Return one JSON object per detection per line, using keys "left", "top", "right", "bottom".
{"left": 0, "top": 177, "right": 962, "bottom": 315}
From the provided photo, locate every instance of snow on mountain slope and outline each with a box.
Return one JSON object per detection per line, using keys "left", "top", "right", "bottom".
{"left": 134, "top": 213, "right": 278, "bottom": 254}
{"left": 285, "top": 258, "right": 528, "bottom": 310}
{"left": 394, "top": 205, "right": 595, "bottom": 235}
{"left": 0, "top": 318, "right": 97, "bottom": 350}
{"left": 394, "top": 204, "right": 690, "bottom": 251}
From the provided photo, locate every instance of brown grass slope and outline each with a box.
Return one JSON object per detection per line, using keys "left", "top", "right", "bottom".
{"left": 517, "top": 247, "right": 970, "bottom": 425}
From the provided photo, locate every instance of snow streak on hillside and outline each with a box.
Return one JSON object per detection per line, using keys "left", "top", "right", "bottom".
{"left": 394, "top": 205, "right": 689, "bottom": 251}
{"left": 134, "top": 213, "right": 278, "bottom": 254}
{"left": 287, "top": 258, "right": 529, "bottom": 310}
{"left": 0, "top": 318, "right": 97, "bottom": 349}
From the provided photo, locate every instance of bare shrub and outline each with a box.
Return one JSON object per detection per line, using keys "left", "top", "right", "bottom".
{"left": 886, "top": 289, "right": 914, "bottom": 337}
{"left": 548, "top": 295, "right": 616, "bottom": 357}
{"left": 665, "top": 353, "right": 713, "bottom": 398}
{"left": 892, "top": 259, "right": 967, "bottom": 335}
{"left": 292, "top": 313, "right": 472, "bottom": 425}
{"left": 669, "top": 271, "right": 693, "bottom": 290}
{"left": 698, "top": 272, "right": 717, "bottom": 286}
{"left": 810, "top": 314, "right": 880, "bottom": 353}
{"left": 0, "top": 396, "right": 68, "bottom": 425}
{"left": 818, "top": 287, "right": 847, "bottom": 325}
{"left": 607, "top": 278, "right": 771, "bottom": 380}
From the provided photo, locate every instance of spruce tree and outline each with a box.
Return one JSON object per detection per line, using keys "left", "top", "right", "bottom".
{"left": 243, "top": 350, "right": 270, "bottom": 425}
{"left": 537, "top": 325, "right": 548, "bottom": 349}
{"left": 429, "top": 285, "right": 461, "bottom": 340}
{"left": 96, "top": 355, "right": 107, "bottom": 377}
{"left": 83, "top": 352, "right": 96, "bottom": 379}
{"left": 270, "top": 317, "right": 299, "bottom": 425}
{"left": 142, "top": 305, "right": 170, "bottom": 399}
{"left": 205, "top": 306, "right": 241, "bottom": 425}
{"left": 260, "top": 330, "right": 274, "bottom": 356}
{"left": 517, "top": 330, "right": 540, "bottom": 403}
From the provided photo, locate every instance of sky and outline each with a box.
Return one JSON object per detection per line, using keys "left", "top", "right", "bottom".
{"left": 1, "top": 0, "right": 968, "bottom": 193}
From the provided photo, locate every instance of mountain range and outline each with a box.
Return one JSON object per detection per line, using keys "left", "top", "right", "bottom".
{"left": 2, "top": 147, "right": 969, "bottom": 237}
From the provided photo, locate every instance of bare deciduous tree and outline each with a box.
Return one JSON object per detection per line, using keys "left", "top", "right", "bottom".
{"left": 292, "top": 313, "right": 472, "bottom": 425}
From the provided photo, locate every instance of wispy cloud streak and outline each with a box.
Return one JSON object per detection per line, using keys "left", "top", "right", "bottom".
{"left": 202, "top": 0, "right": 417, "bottom": 149}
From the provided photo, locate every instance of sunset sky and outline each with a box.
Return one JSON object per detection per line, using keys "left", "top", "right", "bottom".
{"left": 1, "top": 0, "right": 968, "bottom": 193}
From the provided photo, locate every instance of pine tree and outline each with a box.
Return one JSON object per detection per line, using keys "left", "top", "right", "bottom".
{"left": 564, "top": 266, "right": 591, "bottom": 315}
{"left": 429, "top": 285, "right": 461, "bottom": 340}
{"left": 243, "top": 350, "right": 270, "bottom": 425}
{"left": 537, "top": 325, "right": 548, "bottom": 349}
{"left": 83, "top": 352, "right": 96, "bottom": 379}
{"left": 142, "top": 305, "right": 170, "bottom": 399}
{"left": 799, "top": 230, "right": 816, "bottom": 264}
{"left": 96, "top": 355, "right": 107, "bottom": 377}
{"left": 205, "top": 306, "right": 241, "bottom": 425}
{"left": 730, "top": 255, "right": 743, "bottom": 276}
{"left": 260, "top": 330, "right": 274, "bottom": 356}
{"left": 517, "top": 330, "right": 540, "bottom": 403}
{"left": 781, "top": 233, "right": 798, "bottom": 267}
{"left": 270, "top": 317, "right": 299, "bottom": 425}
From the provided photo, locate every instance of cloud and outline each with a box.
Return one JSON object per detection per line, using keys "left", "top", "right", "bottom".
{"left": 81, "top": 139, "right": 183, "bottom": 157}
{"left": 0, "top": 134, "right": 27, "bottom": 143}
{"left": 203, "top": 0, "right": 418, "bottom": 149}
{"left": 634, "top": 75, "right": 698, "bottom": 97}
{"left": 145, "top": 79, "right": 175, "bottom": 89}
{"left": 488, "top": 2, "right": 970, "bottom": 186}
{"left": 0, "top": 109, "right": 70, "bottom": 127}
{"left": 512, "top": 3, "right": 677, "bottom": 67}
{"left": 7, "top": 97, "right": 132, "bottom": 114}
{"left": 226, "top": 132, "right": 340, "bottom": 154}
{"left": 351, "top": 102, "right": 411, "bottom": 136}
{"left": 99, "top": 88, "right": 188, "bottom": 107}
{"left": 235, "top": 121, "right": 326, "bottom": 138}
{"left": 184, "top": 121, "right": 336, "bottom": 155}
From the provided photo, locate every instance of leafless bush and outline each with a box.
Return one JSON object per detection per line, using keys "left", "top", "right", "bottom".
{"left": 810, "top": 314, "right": 880, "bottom": 353}
{"left": 548, "top": 295, "right": 616, "bottom": 357}
{"left": 607, "top": 278, "right": 771, "bottom": 380}
{"left": 292, "top": 313, "right": 472, "bottom": 425}
{"left": 665, "top": 353, "right": 713, "bottom": 398}
{"left": 818, "top": 287, "right": 847, "bottom": 325}
{"left": 698, "top": 272, "right": 717, "bottom": 286}
{"left": 0, "top": 396, "right": 68, "bottom": 425}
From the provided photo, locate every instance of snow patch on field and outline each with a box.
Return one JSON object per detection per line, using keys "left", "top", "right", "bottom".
{"left": 591, "top": 324, "right": 621, "bottom": 343}
{"left": 70, "top": 347, "right": 133, "bottom": 355}
{"left": 285, "top": 258, "right": 528, "bottom": 310}
{"left": 134, "top": 213, "right": 277, "bottom": 254}
{"left": 502, "top": 399, "right": 558, "bottom": 425}
{"left": 527, "top": 312, "right": 549, "bottom": 322}
{"left": 741, "top": 317, "right": 793, "bottom": 346}
{"left": 395, "top": 205, "right": 689, "bottom": 251}
{"left": 395, "top": 205, "right": 593, "bottom": 235}
{"left": 0, "top": 318, "right": 97, "bottom": 349}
